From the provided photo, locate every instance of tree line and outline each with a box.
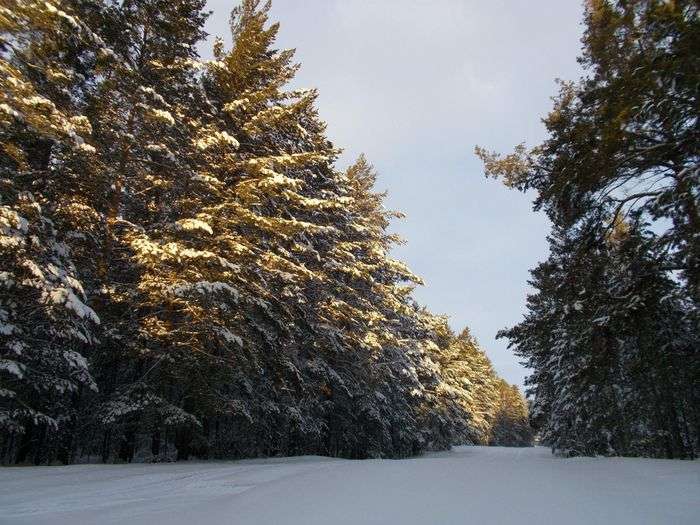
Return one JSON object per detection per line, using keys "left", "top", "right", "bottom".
{"left": 0, "top": 0, "right": 531, "bottom": 464}
{"left": 478, "top": 0, "right": 698, "bottom": 458}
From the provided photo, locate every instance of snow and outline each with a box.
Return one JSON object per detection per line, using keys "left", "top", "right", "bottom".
{"left": 168, "top": 281, "right": 240, "bottom": 300}
{"left": 0, "top": 446, "right": 697, "bottom": 525}
{"left": 194, "top": 130, "right": 240, "bottom": 150}
{"left": 43, "top": 2, "right": 80, "bottom": 29}
{"left": 47, "top": 287, "right": 100, "bottom": 323}
{"left": 147, "top": 108, "right": 175, "bottom": 126}
{"left": 0, "top": 359, "right": 24, "bottom": 379}
{"left": 216, "top": 327, "right": 243, "bottom": 346}
{"left": 138, "top": 86, "right": 167, "bottom": 105}
{"left": 176, "top": 218, "right": 214, "bottom": 235}
{"left": 77, "top": 143, "right": 96, "bottom": 153}
{"left": 0, "top": 103, "right": 21, "bottom": 119}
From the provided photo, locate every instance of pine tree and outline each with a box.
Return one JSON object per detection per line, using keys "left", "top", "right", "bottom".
{"left": 323, "top": 157, "right": 447, "bottom": 457}
{"left": 478, "top": 0, "right": 699, "bottom": 300}
{"left": 0, "top": 0, "right": 103, "bottom": 463}
{"left": 35, "top": 0, "right": 213, "bottom": 463}
{"left": 187, "top": 0, "right": 353, "bottom": 457}
{"left": 479, "top": 0, "right": 699, "bottom": 458}
{"left": 489, "top": 380, "right": 533, "bottom": 447}
{"left": 499, "top": 220, "right": 697, "bottom": 457}
{"left": 434, "top": 328, "right": 499, "bottom": 444}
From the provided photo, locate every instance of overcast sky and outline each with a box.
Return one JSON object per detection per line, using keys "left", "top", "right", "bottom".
{"left": 203, "top": 0, "right": 585, "bottom": 388}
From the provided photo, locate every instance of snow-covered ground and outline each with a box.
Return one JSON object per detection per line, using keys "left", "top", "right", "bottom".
{"left": 1, "top": 446, "right": 698, "bottom": 524}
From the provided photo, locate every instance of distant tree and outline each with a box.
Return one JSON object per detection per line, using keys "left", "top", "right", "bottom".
{"left": 489, "top": 380, "right": 533, "bottom": 447}
{"left": 435, "top": 328, "right": 499, "bottom": 444}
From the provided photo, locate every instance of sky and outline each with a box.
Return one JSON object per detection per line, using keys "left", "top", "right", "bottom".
{"left": 203, "top": 0, "right": 585, "bottom": 388}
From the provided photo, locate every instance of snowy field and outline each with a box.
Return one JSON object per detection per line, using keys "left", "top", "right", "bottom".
{"left": 1, "top": 446, "right": 698, "bottom": 525}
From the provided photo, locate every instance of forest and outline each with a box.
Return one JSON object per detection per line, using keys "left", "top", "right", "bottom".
{"left": 0, "top": 0, "right": 531, "bottom": 465}
{"left": 0, "top": 0, "right": 697, "bottom": 467}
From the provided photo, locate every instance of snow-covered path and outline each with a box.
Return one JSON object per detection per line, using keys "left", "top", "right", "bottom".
{"left": 1, "top": 446, "right": 698, "bottom": 524}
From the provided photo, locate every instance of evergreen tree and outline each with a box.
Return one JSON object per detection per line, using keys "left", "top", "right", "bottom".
{"left": 478, "top": 0, "right": 699, "bottom": 458}
{"left": 499, "top": 220, "right": 697, "bottom": 457}
{"left": 0, "top": 0, "right": 103, "bottom": 463}
{"left": 478, "top": 0, "right": 699, "bottom": 300}
{"left": 435, "top": 328, "right": 499, "bottom": 444}
{"left": 489, "top": 380, "right": 533, "bottom": 447}
{"left": 327, "top": 157, "right": 452, "bottom": 457}
{"left": 58, "top": 0, "right": 214, "bottom": 462}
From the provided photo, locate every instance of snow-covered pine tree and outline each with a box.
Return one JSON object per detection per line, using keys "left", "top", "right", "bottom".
{"left": 0, "top": 0, "right": 103, "bottom": 463}
{"left": 489, "top": 380, "right": 533, "bottom": 447}
{"left": 170, "top": 0, "right": 351, "bottom": 457}
{"left": 500, "top": 220, "right": 698, "bottom": 457}
{"left": 317, "top": 156, "right": 447, "bottom": 457}
{"left": 415, "top": 314, "right": 474, "bottom": 448}
{"left": 479, "top": 0, "right": 699, "bottom": 459}
{"left": 82, "top": 0, "right": 214, "bottom": 462}
{"left": 434, "top": 328, "right": 499, "bottom": 445}
{"left": 187, "top": 2, "right": 451, "bottom": 459}
{"left": 605, "top": 225, "right": 699, "bottom": 457}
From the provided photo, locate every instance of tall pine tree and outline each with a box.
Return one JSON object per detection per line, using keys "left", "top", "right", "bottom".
{"left": 478, "top": 0, "right": 698, "bottom": 459}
